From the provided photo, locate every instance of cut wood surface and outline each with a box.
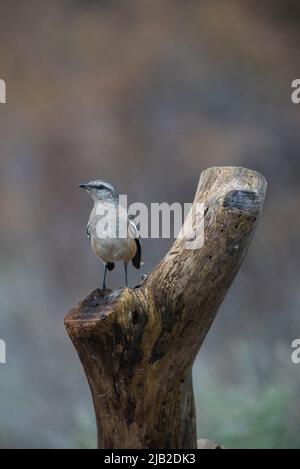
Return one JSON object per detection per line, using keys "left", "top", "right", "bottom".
{"left": 65, "top": 166, "right": 267, "bottom": 449}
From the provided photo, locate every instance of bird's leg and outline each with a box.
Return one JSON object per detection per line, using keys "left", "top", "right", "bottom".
{"left": 102, "top": 263, "right": 108, "bottom": 291}
{"left": 124, "top": 262, "right": 128, "bottom": 288}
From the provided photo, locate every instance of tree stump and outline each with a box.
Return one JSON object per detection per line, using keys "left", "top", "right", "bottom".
{"left": 65, "top": 166, "right": 267, "bottom": 449}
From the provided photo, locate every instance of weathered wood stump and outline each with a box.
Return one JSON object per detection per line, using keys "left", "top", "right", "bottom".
{"left": 65, "top": 166, "right": 267, "bottom": 449}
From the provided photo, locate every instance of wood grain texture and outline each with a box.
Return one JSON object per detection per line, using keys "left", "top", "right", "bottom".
{"left": 65, "top": 166, "right": 267, "bottom": 449}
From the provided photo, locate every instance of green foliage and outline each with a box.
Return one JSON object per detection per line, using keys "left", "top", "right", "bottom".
{"left": 194, "top": 344, "right": 300, "bottom": 449}
{"left": 74, "top": 408, "right": 95, "bottom": 449}
{"left": 196, "top": 382, "right": 299, "bottom": 449}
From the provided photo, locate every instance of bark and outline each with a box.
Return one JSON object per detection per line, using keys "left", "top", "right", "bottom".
{"left": 65, "top": 166, "right": 267, "bottom": 449}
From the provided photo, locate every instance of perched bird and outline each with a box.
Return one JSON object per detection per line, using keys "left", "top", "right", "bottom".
{"left": 79, "top": 180, "right": 142, "bottom": 290}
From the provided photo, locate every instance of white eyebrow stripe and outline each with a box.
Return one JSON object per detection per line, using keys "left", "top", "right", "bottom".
{"left": 89, "top": 180, "right": 115, "bottom": 191}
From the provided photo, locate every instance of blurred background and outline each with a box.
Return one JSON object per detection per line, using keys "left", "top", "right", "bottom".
{"left": 0, "top": 0, "right": 300, "bottom": 449}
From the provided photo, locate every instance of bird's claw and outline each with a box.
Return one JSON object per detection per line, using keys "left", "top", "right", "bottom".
{"left": 134, "top": 274, "right": 148, "bottom": 289}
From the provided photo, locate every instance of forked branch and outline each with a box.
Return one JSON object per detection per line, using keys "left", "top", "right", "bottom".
{"left": 65, "top": 166, "right": 267, "bottom": 449}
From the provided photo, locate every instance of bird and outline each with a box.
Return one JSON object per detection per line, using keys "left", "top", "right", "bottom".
{"left": 79, "top": 180, "right": 142, "bottom": 290}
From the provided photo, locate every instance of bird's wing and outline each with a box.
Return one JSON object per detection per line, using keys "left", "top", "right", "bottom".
{"left": 132, "top": 238, "right": 142, "bottom": 269}
{"left": 128, "top": 218, "right": 139, "bottom": 239}
{"left": 128, "top": 218, "right": 143, "bottom": 269}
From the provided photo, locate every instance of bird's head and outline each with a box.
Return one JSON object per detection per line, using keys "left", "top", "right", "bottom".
{"left": 79, "top": 180, "right": 117, "bottom": 202}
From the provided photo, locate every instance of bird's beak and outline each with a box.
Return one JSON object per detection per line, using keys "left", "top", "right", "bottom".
{"left": 78, "top": 183, "right": 89, "bottom": 190}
